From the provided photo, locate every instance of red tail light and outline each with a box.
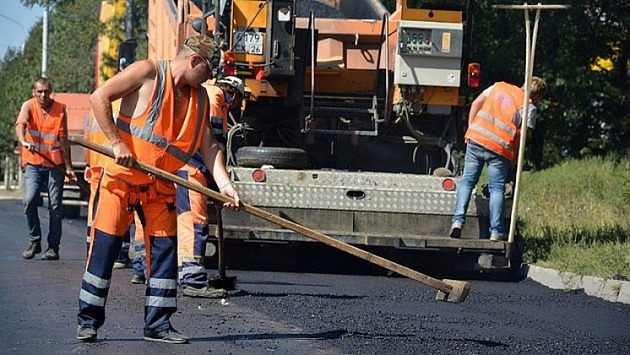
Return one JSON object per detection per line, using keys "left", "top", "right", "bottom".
{"left": 252, "top": 169, "right": 266, "bottom": 182}
{"left": 467, "top": 62, "right": 480, "bottom": 88}
{"left": 254, "top": 68, "right": 265, "bottom": 80}
{"left": 223, "top": 51, "right": 235, "bottom": 76}
{"left": 442, "top": 178, "right": 456, "bottom": 191}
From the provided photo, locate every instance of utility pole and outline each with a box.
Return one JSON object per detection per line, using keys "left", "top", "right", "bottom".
{"left": 125, "top": 0, "right": 133, "bottom": 39}
{"left": 118, "top": 0, "right": 136, "bottom": 72}
{"left": 41, "top": 0, "right": 49, "bottom": 77}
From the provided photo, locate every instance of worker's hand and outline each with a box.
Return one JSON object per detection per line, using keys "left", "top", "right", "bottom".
{"left": 66, "top": 168, "right": 77, "bottom": 182}
{"left": 22, "top": 142, "right": 35, "bottom": 152}
{"left": 84, "top": 167, "right": 92, "bottom": 183}
{"left": 112, "top": 141, "right": 134, "bottom": 168}
{"left": 219, "top": 182, "right": 240, "bottom": 211}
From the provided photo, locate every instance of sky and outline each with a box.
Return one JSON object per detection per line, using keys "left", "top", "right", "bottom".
{"left": 0, "top": 1, "right": 44, "bottom": 59}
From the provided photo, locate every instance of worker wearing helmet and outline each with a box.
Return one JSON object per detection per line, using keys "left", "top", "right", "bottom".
{"left": 176, "top": 76, "right": 244, "bottom": 298}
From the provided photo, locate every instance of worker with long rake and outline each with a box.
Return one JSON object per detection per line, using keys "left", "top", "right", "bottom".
{"left": 76, "top": 35, "right": 240, "bottom": 344}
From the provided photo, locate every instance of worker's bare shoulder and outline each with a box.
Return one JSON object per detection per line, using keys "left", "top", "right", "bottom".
{"left": 94, "top": 60, "right": 157, "bottom": 101}
{"left": 16, "top": 99, "right": 33, "bottom": 122}
{"left": 113, "top": 59, "right": 156, "bottom": 86}
{"left": 21, "top": 99, "right": 32, "bottom": 111}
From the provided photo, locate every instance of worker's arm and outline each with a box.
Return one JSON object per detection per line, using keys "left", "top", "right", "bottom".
{"left": 199, "top": 124, "right": 240, "bottom": 210}
{"left": 15, "top": 100, "right": 34, "bottom": 152}
{"left": 468, "top": 92, "right": 487, "bottom": 126}
{"left": 90, "top": 60, "right": 155, "bottom": 167}
{"left": 59, "top": 107, "right": 76, "bottom": 181}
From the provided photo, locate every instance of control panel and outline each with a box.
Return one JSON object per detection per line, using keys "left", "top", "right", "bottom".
{"left": 394, "top": 21, "right": 464, "bottom": 87}
{"left": 399, "top": 28, "right": 434, "bottom": 55}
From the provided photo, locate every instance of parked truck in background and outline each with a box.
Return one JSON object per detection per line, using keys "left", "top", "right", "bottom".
{"left": 147, "top": 0, "right": 521, "bottom": 273}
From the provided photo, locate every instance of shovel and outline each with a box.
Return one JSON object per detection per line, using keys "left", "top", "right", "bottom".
{"left": 72, "top": 137, "right": 470, "bottom": 303}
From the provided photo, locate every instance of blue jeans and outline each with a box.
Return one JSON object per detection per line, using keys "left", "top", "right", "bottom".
{"left": 452, "top": 141, "right": 511, "bottom": 236}
{"left": 23, "top": 164, "right": 65, "bottom": 249}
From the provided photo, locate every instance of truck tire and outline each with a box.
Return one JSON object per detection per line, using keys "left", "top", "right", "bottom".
{"left": 236, "top": 147, "right": 308, "bottom": 169}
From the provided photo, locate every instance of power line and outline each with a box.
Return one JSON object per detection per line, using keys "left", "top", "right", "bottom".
{"left": 0, "top": 13, "right": 27, "bottom": 51}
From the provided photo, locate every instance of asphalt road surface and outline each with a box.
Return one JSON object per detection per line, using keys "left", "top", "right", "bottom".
{"left": 0, "top": 198, "right": 629, "bottom": 355}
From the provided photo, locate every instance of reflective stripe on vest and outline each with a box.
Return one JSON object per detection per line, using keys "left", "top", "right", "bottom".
{"left": 465, "top": 82, "right": 524, "bottom": 160}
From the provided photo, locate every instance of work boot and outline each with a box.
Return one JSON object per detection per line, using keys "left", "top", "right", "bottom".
{"left": 76, "top": 325, "right": 97, "bottom": 342}
{"left": 490, "top": 233, "right": 506, "bottom": 242}
{"left": 113, "top": 261, "right": 131, "bottom": 269}
{"left": 449, "top": 222, "right": 462, "bottom": 238}
{"left": 130, "top": 274, "right": 146, "bottom": 284}
{"left": 41, "top": 248, "right": 59, "bottom": 260}
{"left": 143, "top": 326, "right": 189, "bottom": 344}
{"left": 22, "top": 241, "right": 42, "bottom": 259}
{"left": 182, "top": 285, "right": 227, "bottom": 299}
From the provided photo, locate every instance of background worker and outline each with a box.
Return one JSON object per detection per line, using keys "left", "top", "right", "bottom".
{"left": 77, "top": 35, "right": 240, "bottom": 344}
{"left": 177, "top": 76, "right": 244, "bottom": 298}
{"left": 450, "top": 77, "right": 547, "bottom": 241}
{"left": 15, "top": 77, "right": 76, "bottom": 260}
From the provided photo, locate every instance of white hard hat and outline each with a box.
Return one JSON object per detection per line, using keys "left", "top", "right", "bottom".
{"left": 216, "top": 76, "right": 245, "bottom": 96}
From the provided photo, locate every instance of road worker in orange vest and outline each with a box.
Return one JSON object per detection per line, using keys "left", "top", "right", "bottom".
{"left": 176, "top": 76, "right": 244, "bottom": 298}
{"left": 15, "top": 77, "right": 76, "bottom": 261}
{"left": 76, "top": 35, "right": 240, "bottom": 344}
{"left": 449, "top": 77, "right": 547, "bottom": 241}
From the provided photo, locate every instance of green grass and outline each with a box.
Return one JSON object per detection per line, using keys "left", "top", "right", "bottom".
{"left": 518, "top": 156, "right": 630, "bottom": 279}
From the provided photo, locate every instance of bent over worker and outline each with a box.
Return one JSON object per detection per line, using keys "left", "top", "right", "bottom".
{"left": 15, "top": 77, "right": 76, "bottom": 261}
{"left": 449, "top": 77, "right": 547, "bottom": 241}
{"left": 177, "top": 76, "right": 244, "bottom": 298}
{"left": 76, "top": 35, "right": 240, "bottom": 344}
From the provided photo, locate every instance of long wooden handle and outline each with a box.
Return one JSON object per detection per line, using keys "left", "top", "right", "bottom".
{"left": 216, "top": 207, "right": 226, "bottom": 279}
{"left": 71, "top": 136, "right": 454, "bottom": 293}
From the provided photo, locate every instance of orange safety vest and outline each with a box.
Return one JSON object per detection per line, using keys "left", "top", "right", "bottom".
{"left": 21, "top": 98, "right": 66, "bottom": 168}
{"left": 465, "top": 82, "right": 525, "bottom": 161}
{"left": 104, "top": 60, "right": 207, "bottom": 194}
{"left": 205, "top": 85, "right": 229, "bottom": 139}
{"left": 86, "top": 99, "right": 120, "bottom": 169}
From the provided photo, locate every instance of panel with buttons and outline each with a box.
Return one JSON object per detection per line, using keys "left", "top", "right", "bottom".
{"left": 394, "top": 20, "right": 463, "bottom": 86}
{"left": 399, "top": 28, "right": 433, "bottom": 55}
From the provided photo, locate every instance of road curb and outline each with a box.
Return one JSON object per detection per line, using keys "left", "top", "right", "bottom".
{"left": 524, "top": 264, "right": 630, "bottom": 304}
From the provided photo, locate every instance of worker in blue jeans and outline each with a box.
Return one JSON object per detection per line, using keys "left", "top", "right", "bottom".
{"left": 450, "top": 77, "right": 546, "bottom": 241}
{"left": 16, "top": 77, "right": 76, "bottom": 260}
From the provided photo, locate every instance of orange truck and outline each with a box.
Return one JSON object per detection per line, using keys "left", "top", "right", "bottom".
{"left": 147, "top": 0, "right": 520, "bottom": 273}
